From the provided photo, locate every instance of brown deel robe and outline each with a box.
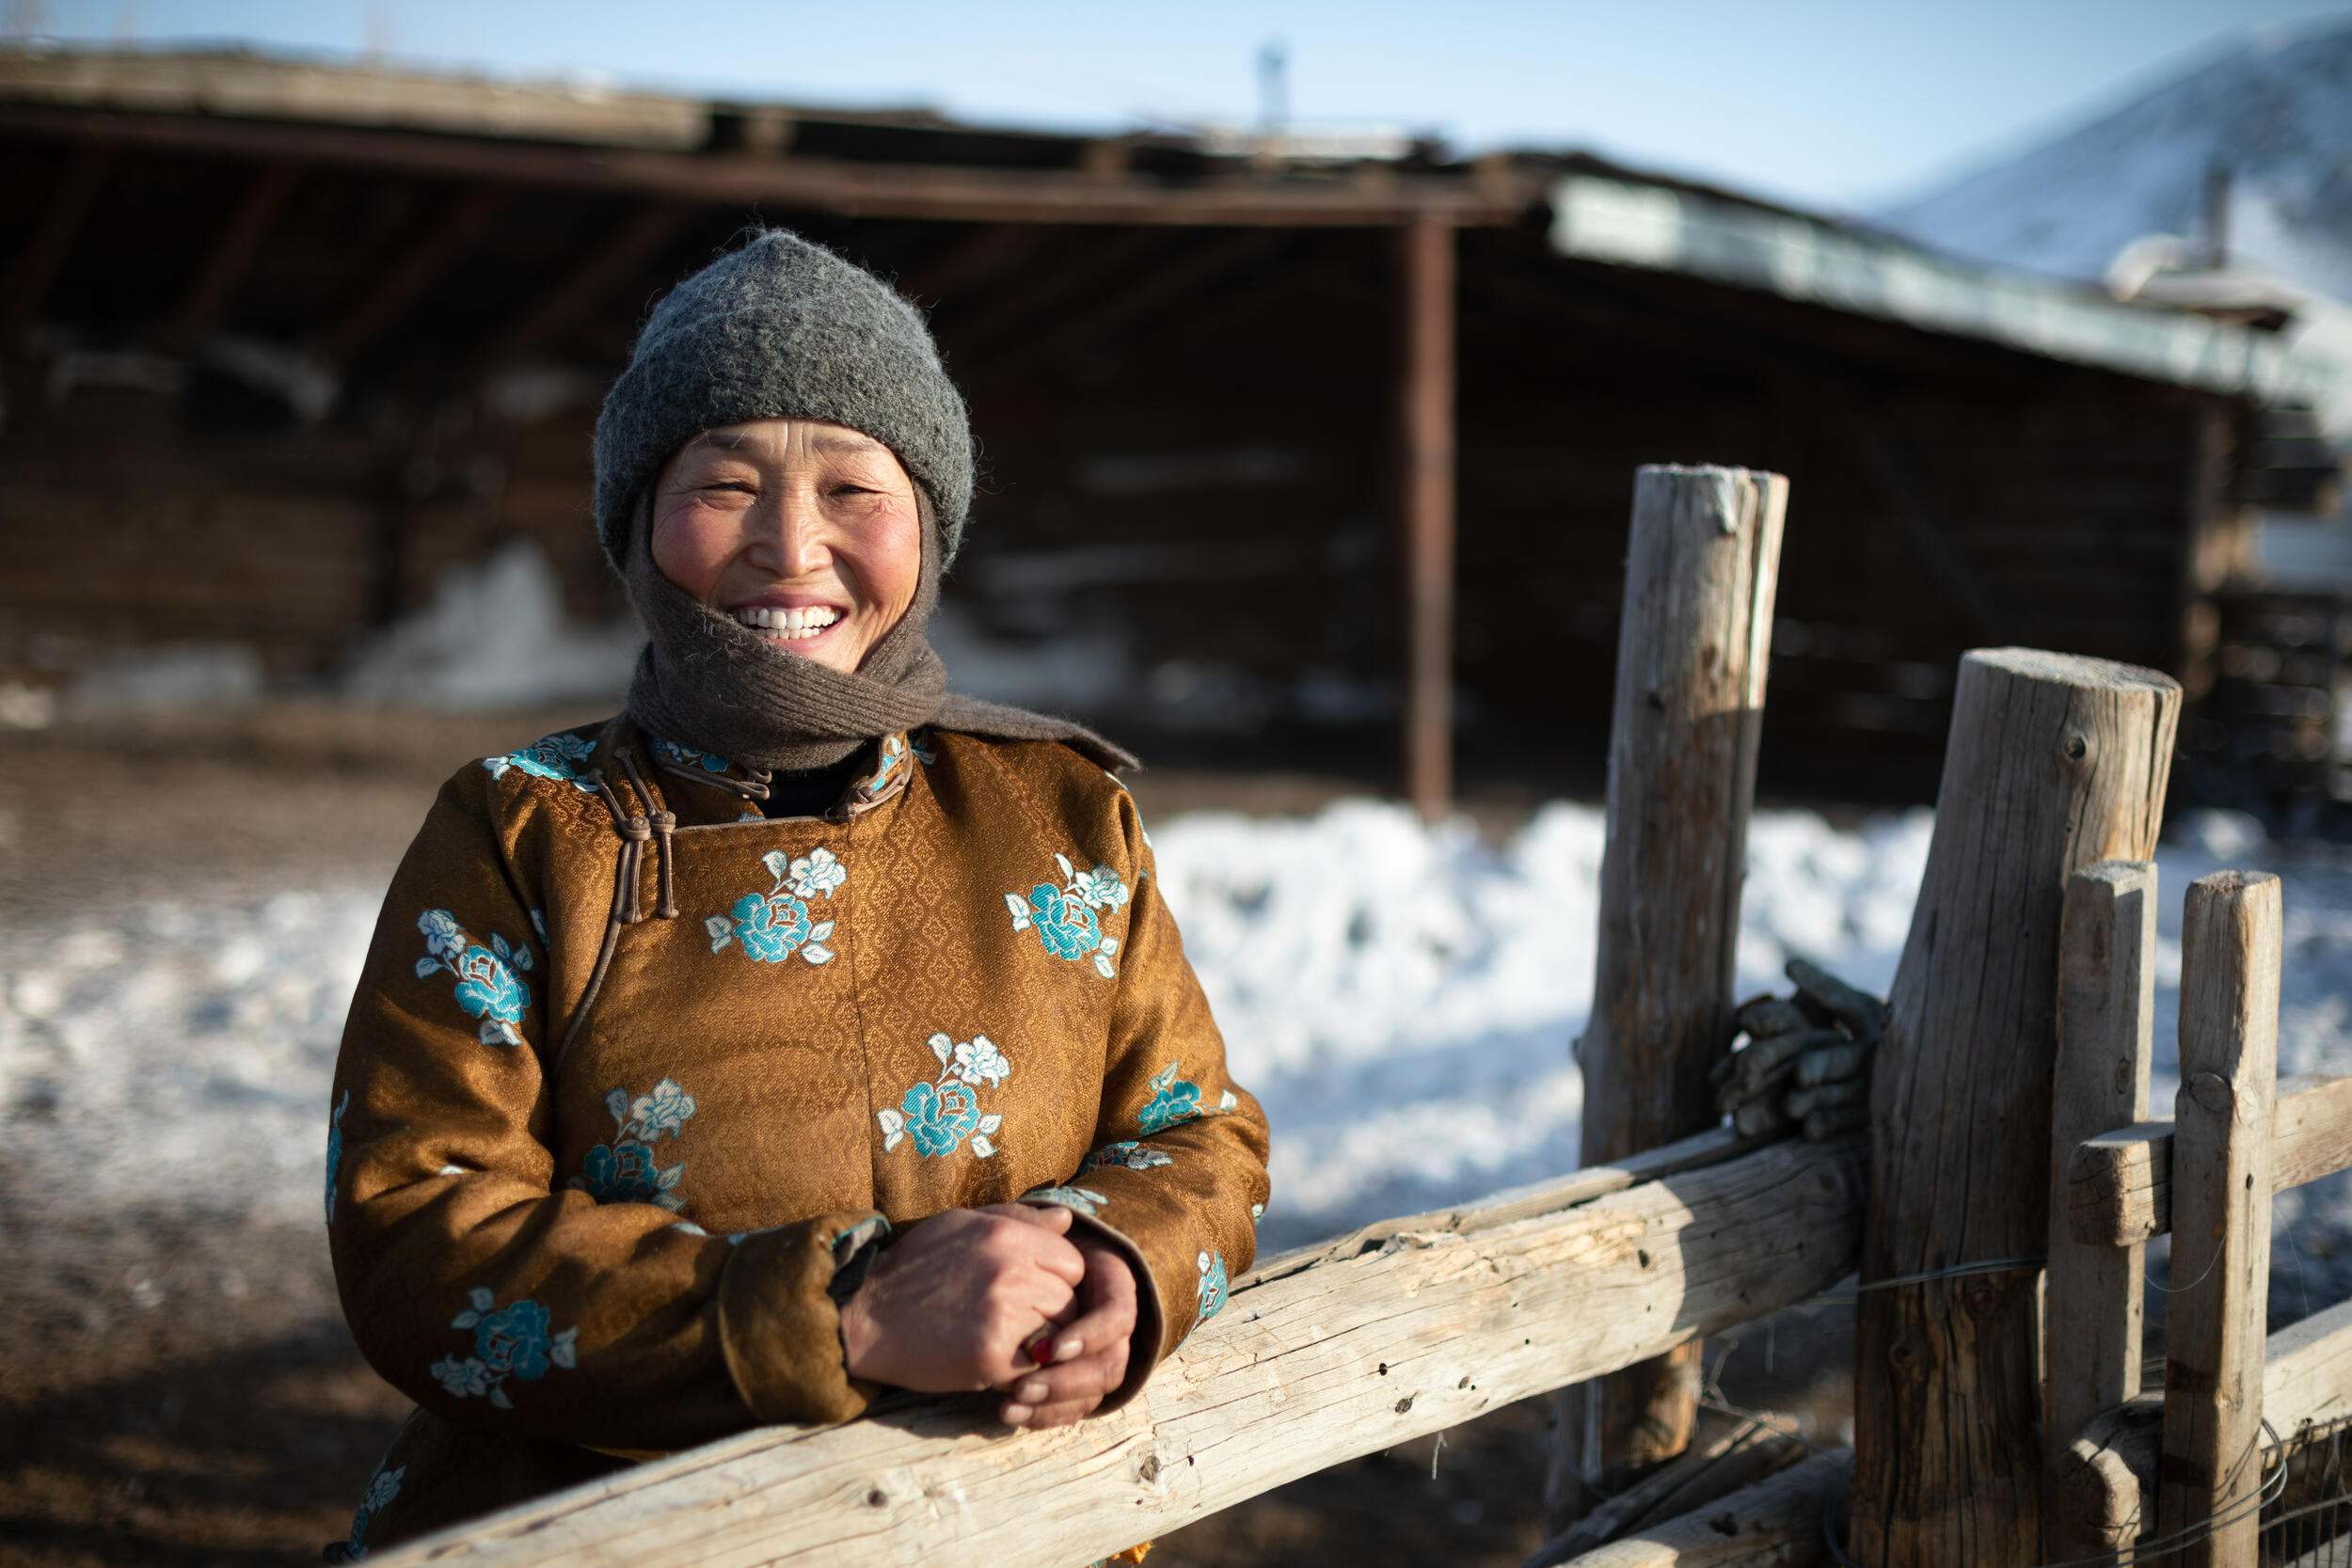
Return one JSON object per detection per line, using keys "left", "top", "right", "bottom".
{"left": 324, "top": 718, "right": 1271, "bottom": 1554}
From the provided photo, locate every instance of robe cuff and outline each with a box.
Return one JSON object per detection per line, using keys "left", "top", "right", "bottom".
{"left": 716, "top": 1210, "right": 886, "bottom": 1425}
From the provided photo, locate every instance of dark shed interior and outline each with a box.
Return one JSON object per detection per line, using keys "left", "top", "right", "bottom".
{"left": 0, "top": 48, "right": 2317, "bottom": 806}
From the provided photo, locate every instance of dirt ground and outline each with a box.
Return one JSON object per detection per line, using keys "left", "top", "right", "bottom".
{"left": 0, "top": 703, "right": 1851, "bottom": 1567}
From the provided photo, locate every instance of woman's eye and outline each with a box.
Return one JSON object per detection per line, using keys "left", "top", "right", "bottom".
{"left": 704, "top": 482, "right": 756, "bottom": 496}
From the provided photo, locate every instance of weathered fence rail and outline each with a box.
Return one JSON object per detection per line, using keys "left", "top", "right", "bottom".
{"left": 374, "top": 1132, "right": 1865, "bottom": 1567}
{"left": 2068, "top": 1069, "right": 2352, "bottom": 1245}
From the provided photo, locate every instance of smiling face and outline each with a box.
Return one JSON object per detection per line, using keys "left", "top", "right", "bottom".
{"left": 645, "top": 418, "right": 924, "bottom": 674}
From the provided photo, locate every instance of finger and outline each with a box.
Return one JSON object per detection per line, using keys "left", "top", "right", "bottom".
{"left": 1002, "top": 1345, "right": 1121, "bottom": 1412}
{"left": 995, "top": 1202, "right": 1075, "bottom": 1235}
{"left": 1787, "top": 959, "right": 1885, "bottom": 1041}
{"left": 1042, "top": 1284, "right": 1136, "bottom": 1367}
{"left": 1024, "top": 1234, "right": 1087, "bottom": 1289}
{"left": 1786, "top": 1078, "right": 1865, "bottom": 1117}
{"left": 1804, "top": 1105, "right": 1868, "bottom": 1141}
{"left": 1793, "top": 1040, "right": 1873, "bottom": 1089}
{"left": 1736, "top": 997, "right": 1811, "bottom": 1038}
{"left": 1734, "top": 1099, "right": 1791, "bottom": 1138}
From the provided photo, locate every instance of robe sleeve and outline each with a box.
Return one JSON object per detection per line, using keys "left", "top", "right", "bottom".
{"left": 1021, "top": 792, "right": 1271, "bottom": 1405}
{"left": 326, "top": 771, "right": 883, "bottom": 1450}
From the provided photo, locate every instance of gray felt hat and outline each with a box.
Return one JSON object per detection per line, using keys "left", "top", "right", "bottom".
{"left": 592, "top": 229, "right": 975, "bottom": 573}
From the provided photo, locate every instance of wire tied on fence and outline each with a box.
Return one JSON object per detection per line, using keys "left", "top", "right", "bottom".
{"left": 1805, "top": 1254, "right": 2047, "bottom": 1307}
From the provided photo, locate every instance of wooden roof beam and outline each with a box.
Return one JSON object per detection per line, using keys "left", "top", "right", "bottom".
{"left": 975, "top": 228, "right": 1290, "bottom": 386}
{"left": 160, "top": 161, "right": 299, "bottom": 353}
{"left": 935, "top": 228, "right": 1172, "bottom": 367}
{"left": 470, "top": 200, "right": 700, "bottom": 375}
{"left": 315, "top": 183, "right": 513, "bottom": 366}
{"left": 0, "top": 104, "right": 1529, "bottom": 228}
{"left": 3, "top": 143, "right": 109, "bottom": 348}
{"left": 894, "top": 223, "right": 1038, "bottom": 310}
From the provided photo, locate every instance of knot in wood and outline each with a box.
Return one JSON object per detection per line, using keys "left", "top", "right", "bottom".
{"left": 2187, "top": 1071, "right": 2233, "bottom": 1116}
{"left": 1137, "top": 1453, "right": 1162, "bottom": 1484}
{"left": 2061, "top": 731, "right": 2090, "bottom": 766}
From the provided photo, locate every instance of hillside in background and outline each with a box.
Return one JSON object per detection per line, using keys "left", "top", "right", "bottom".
{"left": 1883, "top": 17, "right": 2352, "bottom": 301}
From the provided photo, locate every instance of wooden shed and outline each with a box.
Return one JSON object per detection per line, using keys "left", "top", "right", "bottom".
{"left": 1, "top": 45, "right": 2339, "bottom": 809}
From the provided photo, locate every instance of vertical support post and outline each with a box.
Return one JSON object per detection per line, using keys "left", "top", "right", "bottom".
{"left": 1395, "top": 214, "right": 1454, "bottom": 824}
{"left": 1853, "top": 649, "right": 2180, "bottom": 1568}
{"left": 2158, "top": 870, "right": 2280, "bottom": 1568}
{"left": 1547, "top": 465, "right": 1788, "bottom": 1527}
{"left": 2045, "top": 861, "right": 2157, "bottom": 1560}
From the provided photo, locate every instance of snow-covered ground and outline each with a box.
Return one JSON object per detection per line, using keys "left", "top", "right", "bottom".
{"left": 6, "top": 799, "right": 2352, "bottom": 1271}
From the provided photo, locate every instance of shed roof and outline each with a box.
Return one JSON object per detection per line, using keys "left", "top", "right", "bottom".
{"left": 2, "top": 42, "right": 2342, "bottom": 408}
{"left": 1548, "top": 172, "right": 2342, "bottom": 409}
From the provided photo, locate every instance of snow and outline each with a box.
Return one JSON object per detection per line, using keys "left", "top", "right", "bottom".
{"left": 6, "top": 797, "right": 2352, "bottom": 1270}
{"left": 339, "top": 540, "right": 642, "bottom": 709}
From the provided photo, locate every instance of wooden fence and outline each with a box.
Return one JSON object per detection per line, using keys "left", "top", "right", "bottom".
{"left": 2047, "top": 864, "right": 2352, "bottom": 1564}
{"left": 370, "top": 462, "right": 2352, "bottom": 1568}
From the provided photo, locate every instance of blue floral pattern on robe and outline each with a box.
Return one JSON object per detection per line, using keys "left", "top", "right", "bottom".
{"left": 707, "top": 848, "right": 842, "bottom": 965}
{"left": 1005, "top": 853, "right": 1127, "bottom": 978}
{"left": 333, "top": 1457, "right": 405, "bottom": 1561}
{"left": 1196, "top": 1249, "right": 1229, "bottom": 1324}
{"left": 1023, "top": 1183, "right": 1109, "bottom": 1217}
{"left": 325, "top": 1089, "right": 350, "bottom": 1222}
{"left": 481, "top": 731, "right": 596, "bottom": 791}
{"left": 413, "top": 911, "right": 534, "bottom": 1046}
{"left": 1078, "top": 1139, "right": 1174, "bottom": 1175}
{"left": 879, "top": 1033, "right": 1009, "bottom": 1159}
{"left": 652, "top": 736, "right": 731, "bottom": 773}
{"left": 1137, "top": 1062, "right": 1202, "bottom": 1133}
{"left": 430, "top": 1288, "right": 578, "bottom": 1410}
{"left": 568, "top": 1078, "right": 697, "bottom": 1211}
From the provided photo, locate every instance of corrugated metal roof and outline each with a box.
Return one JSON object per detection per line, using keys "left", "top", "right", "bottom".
{"left": 1549, "top": 171, "right": 2344, "bottom": 407}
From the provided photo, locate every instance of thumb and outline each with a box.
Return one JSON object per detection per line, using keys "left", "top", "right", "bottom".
{"left": 999, "top": 1201, "right": 1075, "bottom": 1234}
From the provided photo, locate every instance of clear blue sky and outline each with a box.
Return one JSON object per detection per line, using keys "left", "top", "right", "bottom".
{"left": 26, "top": 0, "right": 2352, "bottom": 210}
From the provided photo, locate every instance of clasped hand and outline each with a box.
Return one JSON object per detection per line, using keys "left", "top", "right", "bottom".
{"left": 838, "top": 1203, "right": 1137, "bottom": 1429}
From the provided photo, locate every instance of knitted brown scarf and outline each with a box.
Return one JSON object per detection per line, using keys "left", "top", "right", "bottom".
{"left": 620, "top": 519, "right": 1136, "bottom": 775}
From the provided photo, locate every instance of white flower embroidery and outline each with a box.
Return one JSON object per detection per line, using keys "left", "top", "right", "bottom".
{"left": 950, "top": 1034, "right": 1011, "bottom": 1089}
{"left": 784, "top": 846, "right": 847, "bottom": 899}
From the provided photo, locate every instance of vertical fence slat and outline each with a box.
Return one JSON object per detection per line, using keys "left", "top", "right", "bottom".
{"left": 1547, "top": 464, "right": 1787, "bottom": 1527}
{"left": 2046, "top": 861, "right": 2157, "bottom": 1559}
{"left": 2159, "top": 870, "right": 2281, "bottom": 1568}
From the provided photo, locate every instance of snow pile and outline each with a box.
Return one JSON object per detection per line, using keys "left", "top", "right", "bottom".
{"left": 5, "top": 800, "right": 2352, "bottom": 1263}
{"left": 340, "top": 540, "right": 641, "bottom": 709}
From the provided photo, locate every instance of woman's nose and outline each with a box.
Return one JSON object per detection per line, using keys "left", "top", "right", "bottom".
{"left": 752, "top": 491, "right": 829, "bottom": 578}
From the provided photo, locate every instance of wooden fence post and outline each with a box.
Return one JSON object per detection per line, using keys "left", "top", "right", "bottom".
{"left": 1549, "top": 464, "right": 1788, "bottom": 1526}
{"left": 1396, "top": 213, "right": 1455, "bottom": 824}
{"left": 2158, "top": 870, "right": 2280, "bottom": 1568}
{"left": 2045, "top": 861, "right": 2157, "bottom": 1559}
{"left": 1851, "top": 650, "right": 2180, "bottom": 1568}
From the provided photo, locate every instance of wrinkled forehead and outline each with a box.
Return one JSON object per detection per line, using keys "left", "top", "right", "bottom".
{"left": 673, "top": 419, "right": 898, "bottom": 467}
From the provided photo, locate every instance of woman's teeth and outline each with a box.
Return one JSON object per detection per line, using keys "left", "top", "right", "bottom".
{"left": 732, "top": 606, "right": 840, "bottom": 641}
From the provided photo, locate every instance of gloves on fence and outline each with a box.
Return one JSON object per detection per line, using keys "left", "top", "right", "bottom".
{"left": 1712, "top": 958, "right": 1884, "bottom": 1142}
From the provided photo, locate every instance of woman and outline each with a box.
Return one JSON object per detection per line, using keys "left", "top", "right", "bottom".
{"left": 323, "top": 230, "right": 1271, "bottom": 1556}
